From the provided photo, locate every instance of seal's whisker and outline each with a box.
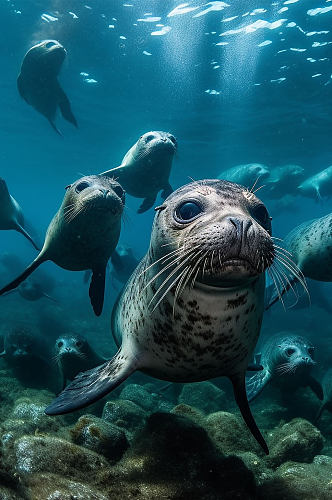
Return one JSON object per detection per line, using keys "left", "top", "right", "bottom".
{"left": 173, "top": 265, "right": 191, "bottom": 316}
{"left": 249, "top": 176, "right": 261, "bottom": 194}
{"left": 272, "top": 244, "right": 293, "bottom": 257}
{"left": 267, "top": 268, "right": 286, "bottom": 310}
{"left": 273, "top": 261, "right": 300, "bottom": 305}
{"left": 150, "top": 272, "right": 184, "bottom": 312}
{"left": 252, "top": 184, "right": 266, "bottom": 195}
{"left": 139, "top": 247, "right": 185, "bottom": 277}
{"left": 274, "top": 253, "right": 309, "bottom": 297}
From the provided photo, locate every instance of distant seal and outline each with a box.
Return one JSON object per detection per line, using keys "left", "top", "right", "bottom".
{"left": 266, "top": 212, "right": 332, "bottom": 309}
{"left": 265, "top": 164, "right": 305, "bottom": 199}
{"left": 0, "top": 178, "right": 39, "bottom": 250}
{"left": 100, "top": 131, "right": 177, "bottom": 213}
{"left": 298, "top": 165, "right": 332, "bottom": 200}
{"left": 54, "top": 334, "right": 106, "bottom": 390}
{"left": 315, "top": 368, "right": 332, "bottom": 422}
{"left": 46, "top": 179, "right": 276, "bottom": 454}
{"left": 246, "top": 334, "right": 323, "bottom": 402}
{"left": 17, "top": 40, "right": 77, "bottom": 134}
{"left": 18, "top": 279, "right": 57, "bottom": 302}
{"left": 0, "top": 175, "right": 125, "bottom": 316}
{"left": 217, "top": 163, "right": 270, "bottom": 188}
{"left": 110, "top": 245, "right": 139, "bottom": 284}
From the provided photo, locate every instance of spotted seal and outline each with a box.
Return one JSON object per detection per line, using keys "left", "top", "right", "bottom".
{"left": 100, "top": 131, "right": 177, "bottom": 213}
{"left": 45, "top": 179, "right": 277, "bottom": 453}
{"left": 17, "top": 40, "right": 77, "bottom": 134}
{"left": 266, "top": 212, "right": 332, "bottom": 309}
{"left": 0, "top": 178, "right": 39, "bottom": 250}
{"left": 0, "top": 175, "right": 125, "bottom": 316}
{"left": 298, "top": 165, "right": 332, "bottom": 200}
{"left": 246, "top": 333, "right": 323, "bottom": 402}
{"left": 54, "top": 334, "right": 106, "bottom": 390}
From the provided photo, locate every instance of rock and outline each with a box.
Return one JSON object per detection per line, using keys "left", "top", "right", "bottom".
{"left": 0, "top": 486, "right": 23, "bottom": 500}
{"left": 171, "top": 403, "right": 206, "bottom": 427}
{"left": 267, "top": 418, "right": 324, "bottom": 468}
{"left": 178, "top": 382, "right": 227, "bottom": 414}
{"left": 237, "top": 451, "right": 273, "bottom": 485}
{"left": 102, "top": 399, "right": 147, "bottom": 432}
{"left": 10, "top": 435, "right": 109, "bottom": 481}
{"left": 205, "top": 411, "right": 262, "bottom": 455}
{"left": 71, "top": 415, "right": 129, "bottom": 461}
{"left": 119, "top": 384, "right": 164, "bottom": 412}
{"left": 24, "top": 473, "right": 108, "bottom": 500}
{"left": 257, "top": 460, "right": 332, "bottom": 499}
{"left": 11, "top": 397, "right": 62, "bottom": 432}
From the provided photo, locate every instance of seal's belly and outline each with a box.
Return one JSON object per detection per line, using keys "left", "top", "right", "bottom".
{"left": 118, "top": 277, "right": 265, "bottom": 382}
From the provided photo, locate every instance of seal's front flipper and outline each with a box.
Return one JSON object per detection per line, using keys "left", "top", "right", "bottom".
{"left": 138, "top": 195, "right": 157, "bottom": 214}
{"left": 246, "top": 369, "right": 271, "bottom": 402}
{"left": 161, "top": 183, "right": 173, "bottom": 201}
{"left": 231, "top": 375, "right": 269, "bottom": 454}
{"left": 15, "top": 223, "right": 40, "bottom": 251}
{"left": 307, "top": 375, "right": 324, "bottom": 400}
{"left": 58, "top": 86, "right": 78, "bottom": 128}
{"left": 0, "top": 257, "right": 45, "bottom": 296}
{"left": 89, "top": 265, "right": 106, "bottom": 316}
{"left": 45, "top": 349, "right": 137, "bottom": 415}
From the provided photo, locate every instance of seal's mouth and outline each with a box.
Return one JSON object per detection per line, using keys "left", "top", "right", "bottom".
{"left": 196, "top": 257, "right": 260, "bottom": 287}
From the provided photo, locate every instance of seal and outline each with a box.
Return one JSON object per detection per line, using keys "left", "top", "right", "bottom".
{"left": 298, "top": 165, "right": 332, "bottom": 200}
{"left": 315, "top": 368, "right": 332, "bottom": 423}
{"left": 246, "top": 333, "right": 323, "bottom": 402}
{"left": 45, "top": 179, "right": 278, "bottom": 454}
{"left": 100, "top": 131, "right": 177, "bottom": 213}
{"left": 17, "top": 40, "right": 77, "bottom": 134}
{"left": 265, "top": 164, "right": 305, "bottom": 199}
{"left": 110, "top": 245, "right": 140, "bottom": 285}
{"left": 266, "top": 212, "right": 332, "bottom": 309}
{"left": 0, "top": 175, "right": 125, "bottom": 316}
{"left": 54, "top": 334, "right": 106, "bottom": 390}
{"left": 217, "top": 163, "right": 270, "bottom": 188}
{"left": 18, "top": 278, "right": 57, "bottom": 302}
{"left": 0, "top": 178, "right": 39, "bottom": 250}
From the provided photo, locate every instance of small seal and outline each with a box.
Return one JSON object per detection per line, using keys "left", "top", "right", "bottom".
{"left": 0, "top": 175, "right": 125, "bottom": 316}
{"left": 54, "top": 334, "right": 106, "bottom": 390}
{"left": 266, "top": 212, "right": 332, "bottom": 309}
{"left": 315, "top": 368, "right": 332, "bottom": 422}
{"left": 100, "top": 131, "right": 177, "bottom": 213}
{"left": 246, "top": 333, "right": 323, "bottom": 402}
{"left": 265, "top": 164, "right": 305, "bottom": 199}
{"left": 298, "top": 165, "right": 332, "bottom": 200}
{"left": 46, "top": 179, "right": 278, "bottom": 454}
{"left": 110, "top": 245, "right": 140, "bottom": 285}
{"left": 0, "top": 178, "right": 39, "bottom": 250}
{"left": 17, "top": 40, "right": 77, "bottom": 134}
{"left": 218, "top": 163, "right": 270, "bottom": 188}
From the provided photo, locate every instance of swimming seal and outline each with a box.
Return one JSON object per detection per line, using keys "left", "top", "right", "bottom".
{"left": 217, "top": 163, "right": 270, "bottom": 188}
{"left": 0, "top": 175, "right": 125, "bottom": 316}
{"left": 46, "top": 179, "right": 276, "bottom": 454}
{"left": 17, "top": 40, "right": 77, "bottom": 134}
{"left": 298, "top": 165, "right": 332, "bottom": 200}
{"left": 0, "top": 178, "right": 39, "bottom": 250}
{"left": 246, "top": 333, "right": 323, "bottom": 402}
{"left": 265, "top": 164, "right": 305, "bottom": 199}
{"left": 110, "top": 245, "right": 140, "bottom": 285}
{"left": 100, "top": 131, "right": 177, "bottom": 213}
{"left": 54, "top": 334, "right": 106, "bottom": 390}
{"left": 266, "top": 212, "right": 332, "bottom": 309}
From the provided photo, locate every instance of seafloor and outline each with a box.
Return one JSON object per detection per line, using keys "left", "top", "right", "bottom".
{"left": 0, "top": 364, "right": 331, "bottom": 500}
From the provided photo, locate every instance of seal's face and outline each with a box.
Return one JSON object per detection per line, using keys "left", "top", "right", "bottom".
{"left": 275, "top": 336, "right": 316, "bottom": 374}
{"left": 250, "top": 164, "right": 270, "bottom": 181}
{"left": 55, "top": 335, "right": 87, "bottom": 360}
{"left": 134, "top": 131, "right": 177, "bottom": 160}
{"left": 63, "top": 175, "right": 125, "bottom": 223}
{"left": 6, "top": 330, "right": 34, "bottom": 359}
{"left": 152, "top": 180, "right": 274, "bottom": 288}
{"left": 25, "top": 40, "right": 66, "bottom": 75}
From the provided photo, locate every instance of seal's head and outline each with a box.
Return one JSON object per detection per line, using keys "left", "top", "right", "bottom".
{"left": 22, "top": 40, "right": 66, "bottom": 76}
{"left": 132, "top": 131, "right": 177, "bottom": 161}
{"left": 151, "top": 179, "right": 274, "bottom": 288}
{"left": 62, "top": 175, "right": 125, "bottom": 224}
{"left": 18, "top": 280, "right": 43, "bottom": 300}
{"left": 5, "top": 328, "right": 36, "bottom": 360}
{"left": 274, "top": 335, "right": 316, "bottom": 375}
{"left": 55, "top": 335, "right": 89, "bottom": 361}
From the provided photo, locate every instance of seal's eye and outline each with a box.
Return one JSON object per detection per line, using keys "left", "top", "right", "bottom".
{"left": 308, "top": 347, "right": 314, "bottom": 357}
{"left": 76, "top": 341, "right": 82, "bottom": 348}
{"left": 57, "top": 341, "right": 63, "bottom": 348}
{"left": 169, "top": 135, "right": 177, "bottom": 144}
{"left": 175, "top": 201, "right": 203, "bottom": 223}
{"left": 286, "top": 348, "right": 295, "bottom": 356}
{"left": 145, "top": 134, "right": 155, "bottom": 142}
{"left": 45, "top": 41, "right": 55, "bottom": 49}
{"left": 75, "top": 181, "right": 90, "bottom": 193}
{"left": 113, "top": 184, "right": 125, "bottom": 199}
{"left": 252, "top": 204, "right": 270, "bottom": 225}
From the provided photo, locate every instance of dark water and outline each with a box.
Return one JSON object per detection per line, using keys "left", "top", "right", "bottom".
{"left": 0, "top": 1, "right": 331, "bottom": 498}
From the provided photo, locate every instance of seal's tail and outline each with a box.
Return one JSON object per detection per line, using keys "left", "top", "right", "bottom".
{"left": 45, "top": 348, "right": 137, "bottom": 415}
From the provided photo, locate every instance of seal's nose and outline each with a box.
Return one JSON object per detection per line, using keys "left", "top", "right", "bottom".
{"left": 228, "top": 217, "right": 252, "bottom": 239}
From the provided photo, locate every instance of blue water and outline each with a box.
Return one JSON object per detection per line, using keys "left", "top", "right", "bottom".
{"left": 0, "top": 1, "right": 331, "bottom": 496}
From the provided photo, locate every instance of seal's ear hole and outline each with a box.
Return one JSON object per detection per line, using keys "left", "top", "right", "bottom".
{"left": 64, "top": 184, "right": 72, "bottom": 190}
{"left": 75, "top": 181, "right": 90, "bottom": 193}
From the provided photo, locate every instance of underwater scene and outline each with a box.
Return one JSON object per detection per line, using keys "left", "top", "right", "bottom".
{"left": 0, "top": 0, "right": 331, "bottom": 498}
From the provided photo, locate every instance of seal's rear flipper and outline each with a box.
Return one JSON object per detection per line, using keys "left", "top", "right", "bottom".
{"left": 58, "top": 86, "right": 78, "bottom": 128}
{"left": 0, "top": 258, "right": 45, "bottom": 296}
{"left": 307, "top": 375, "right": 324, "bottom": 400}
{"left": 138, "top": 195, "right": 157, "bottom": 214}
{"left": 246, "top": 369, "right": 271, "bottom": 402}
{"left": 45, "top": 350, "right": 136, "bottom": 415}
{"left": 48, "top": 119, "right": 62, "bottom": 136}
{"left": 15, "top": 223, "right": 40, "bottom": 251}
{"left": 89, "top": 266, "right": 106, "bottom": 316}
{"left": 231, "top": 375, "right": 269, "bottom": 454}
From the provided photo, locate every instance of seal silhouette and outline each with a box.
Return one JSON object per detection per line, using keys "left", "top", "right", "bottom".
{"left": 101, "top": 131, "right": 177, "bottom": 213}
{"left": 45, "top": 179, "right": 276, "bottom": 454}
{"left": 17, "top": 40, "right": 77, "bottom": 134}
{"left": 0, "top": 178, "right": 39, "bottom": 250}
{"left": 0, "top": 175, "right": 125, "bottom": 316}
